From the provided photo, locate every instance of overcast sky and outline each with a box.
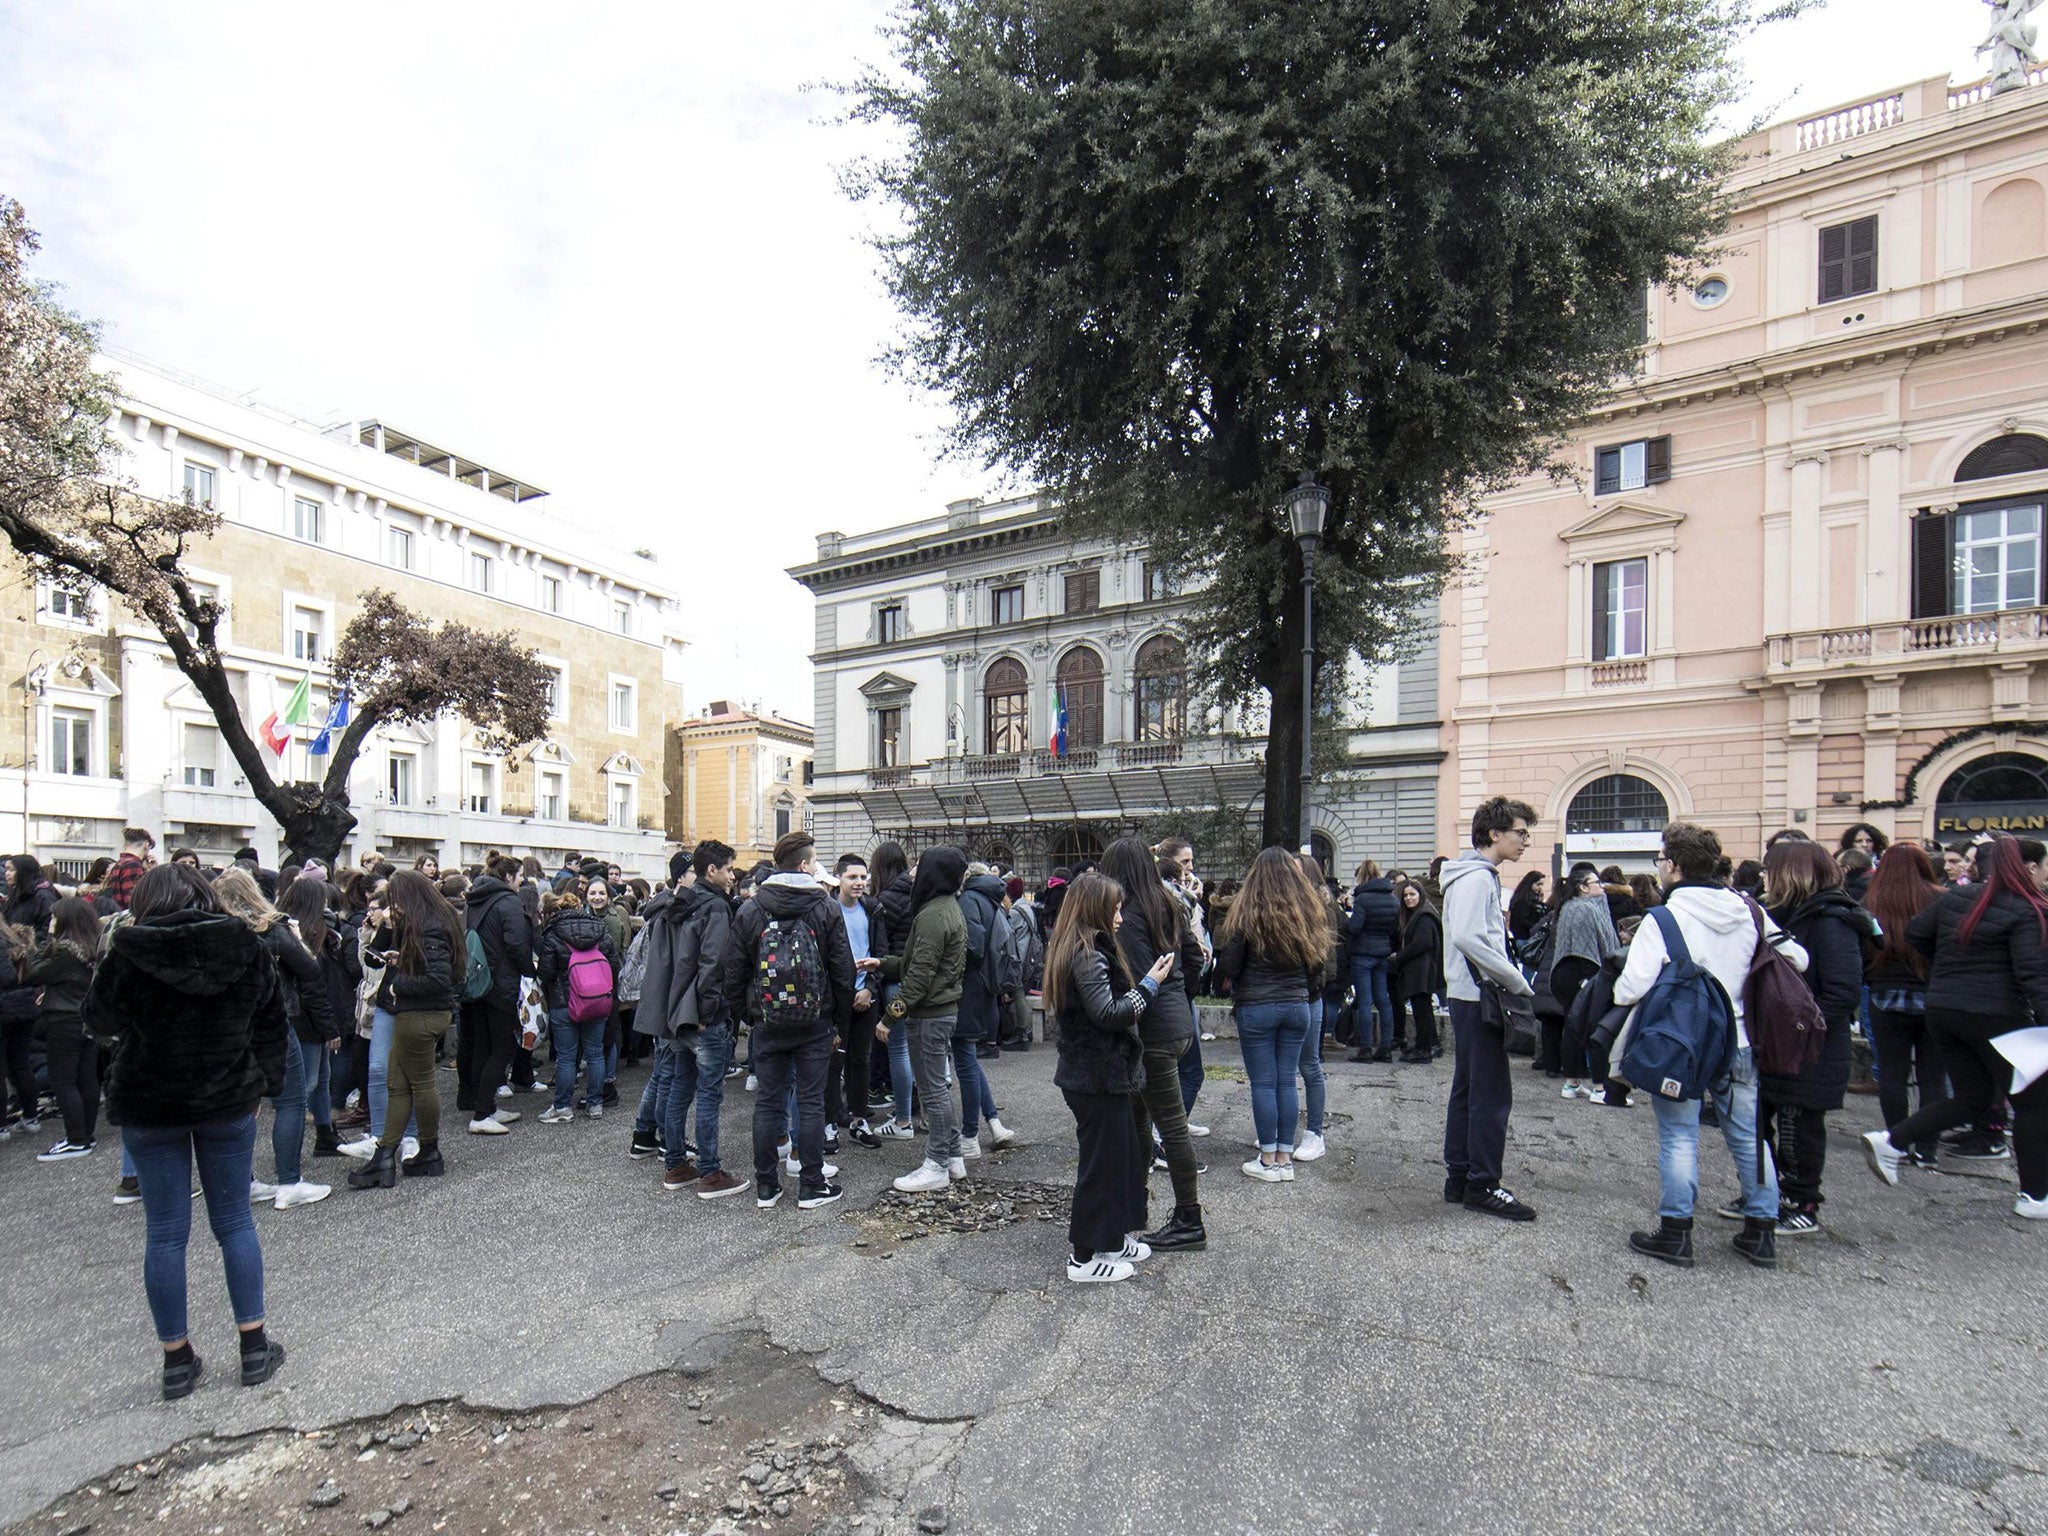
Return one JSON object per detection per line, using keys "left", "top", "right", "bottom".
{"left": 0, "top": 1, "right": 2004, "bottom": 718}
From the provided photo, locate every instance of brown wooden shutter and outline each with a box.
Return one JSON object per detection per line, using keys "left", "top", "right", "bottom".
{"left": 1645, "top": 436, "right": 1673, "bottom": 485}
{"left": 1847, "top": 216, "right": 1878, "bottom": 297}
{"left": 1819, "top": 223, "right": 1848, "bottom": 303}
{"left": 1910, "top": 510, "right": 1953, "bottom": 619}
{"left": 1595, "top": 448, "right": 1621, "bottom": 496}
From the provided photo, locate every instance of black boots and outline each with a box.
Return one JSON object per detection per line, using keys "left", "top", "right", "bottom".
{"left": 402, "top": 1141, "right": 445, "bottom": 1178}
{"left": 348, "top": 1146, "right": 398, "bottom": 1189}
{"left": 1628, "top": 1216, "right": 1695, "bottom": 1268}
{"left": 1142, "top": 1203, "right": 1208, "bottom": 1252}
{"left": 312, "top": 1124, "right": 343, "bottom": 1158}
{"left": 1733, "top": 1216, "right": 1778, "bottom": 1269}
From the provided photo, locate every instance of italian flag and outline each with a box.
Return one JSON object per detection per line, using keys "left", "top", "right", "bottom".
{"left": 262, "top": 672, "right": 312, "bottom": 756}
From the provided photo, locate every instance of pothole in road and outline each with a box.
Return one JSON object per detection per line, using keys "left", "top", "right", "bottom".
{"left": 854, "top": 1179, "right": 1073, "bottom": 1254}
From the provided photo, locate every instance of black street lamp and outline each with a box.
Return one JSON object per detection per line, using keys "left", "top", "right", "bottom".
{"left": 1284, "top": 474, "right": 1330, "bottom": 854}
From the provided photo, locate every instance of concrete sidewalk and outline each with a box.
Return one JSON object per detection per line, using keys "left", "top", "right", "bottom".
{"left": 1, "top": 1043, "right": 2042, "bottom": 1535}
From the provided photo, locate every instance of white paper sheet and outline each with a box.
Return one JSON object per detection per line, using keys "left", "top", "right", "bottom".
{"left": 1991, "top": 1025, "right": 2048, "bottom": 1096}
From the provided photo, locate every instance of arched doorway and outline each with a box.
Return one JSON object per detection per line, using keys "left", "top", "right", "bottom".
{"left": 1563, "top": 773, "right": 1670, "bottom": 874}
{"left": 1933, "top": 749, "right": 2048, "bottom": 839}
{"left": 1308, "top": 831, "right": 1337, "bottom": 884}
{"left": 1047, "top": 825, "right": 1105, "bottom": 871}
{"left": 1055, "top": 647, "right": 1105, "bottom": 749}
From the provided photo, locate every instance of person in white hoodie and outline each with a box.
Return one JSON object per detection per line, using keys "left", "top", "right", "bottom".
{"left": 1612, "top": 821, "right": 1807, "bottom": 1270}
{"left": 1439, "top": 796, "right": 1540, "bottom": 1222}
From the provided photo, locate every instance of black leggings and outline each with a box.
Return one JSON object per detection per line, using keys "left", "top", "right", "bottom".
{"left": 43, "top": 1015, "right": 99, "bottom": 1145}
{"left": 458, "top": 993, "right": 518, "bottom": 1115}
{"left": 1894, "top": 1007, "right": 2047, "bottom": 1199}
{"left": 1, "top": 1010, "right": 35, "bottom": 1123}
{"left": 1870, "top": 1007, "right": 1946, "bottom": 1154}
{"left": 1402, "top": 993, "right": 1436, "bottom": 1056}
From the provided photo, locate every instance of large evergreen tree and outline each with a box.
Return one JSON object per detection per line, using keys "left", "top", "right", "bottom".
{"left": 851, "top": 0, "right": 1769, "bottom": 845}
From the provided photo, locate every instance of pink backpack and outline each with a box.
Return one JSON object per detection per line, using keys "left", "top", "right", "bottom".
{"left": 566, "top": 940, "right": 614, "bottom": 1024}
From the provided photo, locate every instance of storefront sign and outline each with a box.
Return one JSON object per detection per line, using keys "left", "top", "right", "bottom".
{"left": 1934, "top": 800, "right": 2048, "bottom": 834}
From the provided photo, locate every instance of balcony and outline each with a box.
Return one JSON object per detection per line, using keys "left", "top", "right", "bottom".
{"left": 1590, "top": 659, "right": 1649, "bottom": 688}
{"left": 1766, "top": 607, "right": 2048, "bottom": 676}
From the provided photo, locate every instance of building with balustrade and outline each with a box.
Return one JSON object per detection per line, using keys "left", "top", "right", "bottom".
{"left": 664, "top": 702, "right": 814, "bottom": 869}
{"left": 789, "top": 495, "right": 1442, "bottom": 880}
{"left": 1, "top": 351, "right": 688, "bottom": 877}
{"left": 1445, "top": 68, "right": 2048, "bottom": 874}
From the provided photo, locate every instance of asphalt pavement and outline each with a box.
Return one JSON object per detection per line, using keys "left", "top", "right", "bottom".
{"left": 0, "top": 1036, "right": 2042, "bottom": 1535}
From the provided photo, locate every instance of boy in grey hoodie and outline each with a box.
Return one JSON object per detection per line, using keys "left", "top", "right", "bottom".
{"left": 1440, "top": 797, "right": 1539, "bottom": 1222}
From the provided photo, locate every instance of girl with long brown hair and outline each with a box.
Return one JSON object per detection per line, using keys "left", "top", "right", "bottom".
{"left": 1046, "top": 871, "right": 1174, "bottom": 1283}
{"left": 1218, "top": 847, "right": 1330, "bottom": 1182}
{"left": 1859, "top": 843, "right": 1948, "bottom": 1168}
{"left": 348, "top": 869, "right": 464, "bottom": 1188}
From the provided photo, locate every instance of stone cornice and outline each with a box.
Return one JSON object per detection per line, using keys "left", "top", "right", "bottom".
{"left": 787, "top": 516, "right": 1065, "bottom": 593}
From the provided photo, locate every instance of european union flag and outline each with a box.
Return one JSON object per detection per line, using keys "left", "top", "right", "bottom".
{"left": 308, "top": 692, "right": 350, "bottom": 756}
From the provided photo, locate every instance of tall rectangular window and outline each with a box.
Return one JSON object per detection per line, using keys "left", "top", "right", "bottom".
{"left": 1593, "top": 558, "right": 1649, "bottom": 661}
{"left": 610, "top": 780, "right": 635, "bottom": 830}
{"left": 388, "top": 526, "right": 415, "bottom": 570}
{"left": 1818, "top": 215, "right": 1879, "bottom": 303}
{"left": 467, "top": 761, "right": 494, "bottom": 815}
{"left": 874, "top": 707, "right": 902, "bottom": 767}
{"left": 774, "top": 804, "right": 793, "bottom": 839}
{"left": 876, "top": 604, "right": 905, "bottom": 644}
{"left": 51, "top": 708, "right": 92, "bottom": 776}
{"left": 291, "top": 605, "right": 324, "bottom": 662}
{"left": 469, "top": 552, "right": 493, "bottom": 593}
{"left": 538, "top": 770, "right": 565, "bottom": 821}
{"left": 992, "top": 585, "right": 1024, "bottom": 625}
{"left": 293, "top": 497, "right": 324, "bottom": 542}
{"left": 388, "top": 753, "right": 416, "bottom": 807}
{"left": 47, "top": 584, "right": 95, "bottom": 625}
{"left": 1142, "top": 563, "right": 1171, "bottom": 602}
{"left": 609, "top": 679, "right": 636, "bottom": 732}
{"left": 182, "top": 723, "right": 220, "bottom": 787}
{"left": 540, "top": 574, "right": 563, "bottom": 613}
{"left": 1954, "top": 502, "right": 2042, "bottom": 615}
{"left": 182, "top": 462, "right": 215, "bottom": 507}
{"left": 613, "top": 597, "right": 632, "bottom": 635}
{"left": 1593, "top": 436, "right": 1672, "bottom": 496}
{"left": 543, "top": 667, "right": 567, "bottom": 719}
{"left": 1064, "top": 569, "right": 1101, "bottom": 613}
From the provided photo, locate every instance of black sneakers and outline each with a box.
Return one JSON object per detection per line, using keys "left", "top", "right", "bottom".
{"left": 1464, "top": 1183, "right": 1537, "bottom": 1222}
{"left": 757, "top": 1178, "right": 782, "bottom": 1210}
{"left": 797, "top": 1181, "right": 844, "bottom": 1210}
{"left": 1951, "top": 1134, "right": 2011, "bottom": 1161}
{"left": 629, "top": 1129, "right": 661, "bottom": 1160}
{"left": 1443, "top": 1174, "right": 1468, "bottom": 1205}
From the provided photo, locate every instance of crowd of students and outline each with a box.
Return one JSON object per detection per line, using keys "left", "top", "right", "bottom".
{"left": 4, "top": 798, "right": 2042, "bottom": 1398}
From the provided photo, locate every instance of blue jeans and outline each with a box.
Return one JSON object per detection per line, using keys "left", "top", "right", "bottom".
{"left": 1350, "top": 956, "right": 1395, "bottom": 1047}
{"left": 1180, "top": 1028, "right": 1204, "bottom": 1115}
{"left": 1652, "top": 1047, "right": 1778, "bottom": 1222}
{"left": 551, "top": 1007, "right": 608, "bottom": 1111}
{"left": 1298, "top": 1006, "right": 1327, "bottom": 1137}
{"left": 667, "top": 1024, "right": 730, "bottom": 1173}
{"left": 299, "top": 1038, "right": 332, "bottom": 1128}
{"left": 636, "top": 1037, "right": 678, "bottom": 1135}
{"left": 367, "top": 1008, "right": 417, "bottom": 1142}
{"left": 883, "top": 986, "right": 915, "bottom": 1124}
{"left": 954, "top": 1033, "right": 997, "bottom": 1138}
{"left": 124, "top": 1114, "right": 265, "bottom": 1344}
{"left": 1237, "top": 1000, "right": 1311, "bottom": 1153}
{"left": 271, "top": 1035, "right": 307, "bottom": 1185}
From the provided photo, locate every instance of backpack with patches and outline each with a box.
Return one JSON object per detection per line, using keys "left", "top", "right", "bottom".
{"left": 566, "top": 939, "right": 615, "bottom": 1024}
{"left": 1618, "top": 906, "right": 1737, "bottom": 1101}
{"left": 755, "top": 916, "right": 826, "bottom": 1030}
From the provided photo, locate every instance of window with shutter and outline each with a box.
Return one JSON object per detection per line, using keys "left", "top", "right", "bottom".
{"left": 1593, "top": 437, "right": 1667, "bottom": 495}
{"left": 1819, "top": 216, "right": 1878, "bottom": 303}
{"left": 1911, "top": 512, "right": 1954, "bottom": 620}
{"left": 1644, "top": 436, "right": 1672, "bottom": 485}
{"left": 1595, "top": 449, "right": 1621, "bottom": 497}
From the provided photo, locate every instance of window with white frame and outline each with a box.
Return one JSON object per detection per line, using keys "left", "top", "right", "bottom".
{"left": 774, "top": 799, "right": 793, "bottom": 840}
{"left": 182, "top": 723, "right": 221, "bottom": 787}
{"left": 182, "top": 461, "right": 216, "bottom": 508}
{"left": 469, "top": 551, "right": 494, "bottom": 593}
{"left": 181, "top": 579, "right": 222, "bottom": 643}
{"left": 44, "top": 581, "right": 96, "bottom": 626}
{"left": 466, "top": 760, "right": 495, "bottom": 815}
{"left": 609, "top": 677, "right": 637, "bottom": 732}
{"left": 388, "top": 752, "right": 416, "bottom": 807}
{"left": 610, "top": 778, "right": 636, "bottom": 830}
{"left": 612, "top": 597, "right": 632, "bottom": 635}
{"left": 293, "top": 497, "right": 324, "bottom": 543}
{"left": 538, "top": 769, "right": 565, "bottom": 821}
{"left": 1954, "top": 502, "right": 2042, "bottom": 615}
{"left": 291, "top": 604, "right": 325, "bottom": 663}
{"left": 388, "top": 526, "right": 415, "bottom": 570}
{"left": 542, "top": 665, "right": 568, "bottom": 720}
{"left": 540, "top": 573, "right": 563, "bottom": 614}
{"left": 1592, "top": 558, "right": 1648, "bottom": 660}
{"left": 1593, "top": 437, "right": 1671, "bottom": 496}
{"left": 51, "top": 707, "right": 93, "bottom": 776}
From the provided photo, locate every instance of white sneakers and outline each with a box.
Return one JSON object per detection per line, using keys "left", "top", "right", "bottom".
{"left": 337, "top": 1135, "right": 378, "bottom": 1159}
{"left": 1067, "top": 1255, "right": 1136, "bottom": 1283}
{"left": 538, "top": 1106, "right": 574, "bottom": 1125}
{"left": 1562, "top": 1081, "right": 1585, "bottom": 1099}
{"left": 495, "top": 1084, "right": 514, "bottom": 1099}
{"left": 894, "top": 1160, "right": 951, "bottom": 1193}
{"left": 786, "top": 1157, "right": 840, "bottom": 1178}
{"left": 1241, "top": 1159, "right": 1295, "bottom": 1183}
{"left": 959, "top": 1136, "right": 983, "bottom": 1160}
{"left": 947, "top": 1156, "right": 968, "bottom": 1180}
{"left": 985, "top": 1116, "right": 1017, "bottom": 1147}
{"left": 745, "top": 1074, "right": 759, "bottom": 1092}
{"left": 1863, "top": 1129, "right": 1904, "bottom": 1187}
{"left": 249, "top": 1180, "right": 279, "bottom": 1203}
{"left": 2017, "top": 1193, "right": 2048, "bottom": 1220}
{"left": 1186, "top": 1122, "right": 1211, "bottom": 1138}
{"left": 1293, "top": 1132, "right": 1327, "bottom": 1163}
{"left": 469, "top": 1116, "right": 510, "bottom": 1135}
{"left": 491, "top": 1108, "right": 521, "bottom": 1125}
{"left": 1115, "top": 1236, "right": 1152, "bottom": 1262}
{"left": 273, "top": 1181, "right": 331, "bottom": 1209}
{"left": 400, "top": 1136, "right": 420, "bottom": 1162}
{"left": 876, "top": 1120, "right": 916, "bottom": 1140}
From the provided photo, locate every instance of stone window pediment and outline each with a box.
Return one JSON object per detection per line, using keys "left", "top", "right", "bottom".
{"left": 1559, "top": 501, "right": 1686, "bottom": 555}
{"left": 859, "top": 671, "right": 916, "bottom": 701}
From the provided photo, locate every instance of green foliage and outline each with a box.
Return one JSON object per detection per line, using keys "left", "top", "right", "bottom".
{"left": 851, "top": 0, "right": 1772, "bottom": 839}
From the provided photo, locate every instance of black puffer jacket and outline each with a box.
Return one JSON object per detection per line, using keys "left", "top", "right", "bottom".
{"left": 4, "top": 880, "right": 58, "bottom": 938}
{"left": 534, "top": 908, "right": 618, "bottom": 1014}
{"left": 258, "top": 921, "right": 335, "bottom": 1045}
{"left": 1115, "top": 901, "right": 1204, "bottom": 1048}
{"left": 465, "top": 876, "right": 533, "bottom": 999}
{"left": 1215, "top": 935, "right": 1316, "bottom": 1006}
{"left": 24, "top": 941, "right": 95, "bottom": 1022}
{"left": 86, "top": 910, "right": 288, "bottom": 1128}
{"left": 306, "top": 924, "right": 362, "bottom": 1043}
{"left": 1052, "top": 935, "right": 1150, "bottom": 1096}
{"left": 1908, "top": 884, "right": 2048, "bottom": 1023}
{"left": 375, "top": 914, "right": 462, "bottom": 1015}
{"left": 1344, "top": 879, "right": 1401, "bottom": 960}
{"left": 877, "top": 874, "right": 914, "bottom": 962}
{"left": 1765, "top": 889, "right": 1875, "bottom": 1111}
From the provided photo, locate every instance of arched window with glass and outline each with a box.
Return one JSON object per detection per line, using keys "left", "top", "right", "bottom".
{"left": 1133, "top": 636, "right": 1188, "bottom": 741}
{"left": 1055, "top": 646, "right": 1105, "bottom": 749}
{"left": 983, "top": 658, "right": 1030, "bottom": 754}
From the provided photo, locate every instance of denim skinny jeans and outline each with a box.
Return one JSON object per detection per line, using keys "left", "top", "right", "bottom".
{"left": 1237, "top": 999, "right": 1311, "bottom": 1152}
{"left": 124, "top": 1114, "right": 265, "bottom": 1344}
{"left": 666, "top": 1024, "right": 730, "bottom": 1174}
{"left": 1298, "top": 1002, "right": 1327, "bottom": 1138}
{"left": 1652, "top": 1046, "right": 1779, "bottom": 1222}
{"left": 271, "top": 1035, "right": 308, "bottom": 1185}
{"left": 550, "top": 1006, "right": 608, "bottom": 1111}
{"left": 1350, "top": 955, "right": 1396, "bottom": 1048}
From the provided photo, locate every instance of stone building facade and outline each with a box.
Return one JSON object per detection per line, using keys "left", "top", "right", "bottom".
{"left": 2, "top": 352, "right": 687, "bottom": 877}
{"left": 1444, "top": 70, "right": 2048, "bottom": 874}
{"left": 664, "top": 703, "right": 814, "bottom": 868}
{"left": 789, "top": 494, "right": 1441, "bottom": 880}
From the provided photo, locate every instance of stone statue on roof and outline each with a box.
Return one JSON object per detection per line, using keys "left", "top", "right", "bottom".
{"left": 1982, "top": 0, "right": 2046, "bottom": 94}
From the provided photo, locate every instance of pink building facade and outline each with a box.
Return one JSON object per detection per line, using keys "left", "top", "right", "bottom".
{"left": 1443, "top": 71, "right": 2048, "bottom": 873}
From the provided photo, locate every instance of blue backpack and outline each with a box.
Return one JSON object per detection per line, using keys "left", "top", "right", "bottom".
{"left": 1618, "top": 907, "right": 1737, "bottom": 1102}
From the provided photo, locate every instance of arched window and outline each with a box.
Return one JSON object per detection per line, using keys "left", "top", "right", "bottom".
{"left": 1048, "top": 825, "right": 1104, "bottom": 867}
{"left": 1936, "top": 751, "right": 2048, "bottom": 805}
{"left": 983, "top": 658, "right": 1029, "bottom": 754}
{"left": 1309, "top": 831, "right": 1337, "bottom": 882}
{"left": 1957, "top": 434, "right": 2048, "bottom": 482}
{"left": 1056, "top": 646, "right": 1105, "bottom": 749}
{"left": 1565, "top": 774, "right": 1670, "bottom": 835}
{"left": 1133, "top": 636, "right": 1188, "bottom": 741}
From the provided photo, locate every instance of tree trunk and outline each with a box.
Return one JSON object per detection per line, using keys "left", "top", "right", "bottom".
{"left": 278, "top": 791, "right": 359, "bottom": 867}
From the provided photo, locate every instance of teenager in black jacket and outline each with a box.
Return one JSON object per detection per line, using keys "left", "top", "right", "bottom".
{"left": 350, "top": 871, "right": 465, "bottom": 1188}
{"left": 1761, "top": 841, "right": 1876, "bottom": 1236}
{"left": 867, "top": 841, "right": 918, "bottom": 1136}
{"left": 25, "top": 897, "right": 102, "bottom": 1159}
{"left": 1865, "top": 835, "right": 2048, "bottom": 1219}
{"left": 1391, "top": 882, "right": 1443, "bottom": 1063}
{"left": 85, "top": 863, "right": 288, "bottom": 1399}
{"left": 460, "top": 858, "right": 533, "bottom": 1131}
{"left": 1047, "top": 872, "right": 1172, "bottom": 1283}
{"left": 282, "top": 879, "right": 361, "bottom": 1161}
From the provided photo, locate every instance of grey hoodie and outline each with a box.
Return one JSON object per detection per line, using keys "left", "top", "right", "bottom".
{"left": 1440, "top": 851, "right": 1533, "bottom": 1003}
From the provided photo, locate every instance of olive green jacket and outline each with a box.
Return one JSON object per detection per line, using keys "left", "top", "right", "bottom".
{"left": 879, "top": 894, "right": 966, "bottom": 1018}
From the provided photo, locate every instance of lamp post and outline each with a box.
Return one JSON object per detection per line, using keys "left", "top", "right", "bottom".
{"left": 21, "top": 648, "right": 47, "bottom": 859}
{"left": 1284, "top": 475, "right": 1331, "bottom": 854}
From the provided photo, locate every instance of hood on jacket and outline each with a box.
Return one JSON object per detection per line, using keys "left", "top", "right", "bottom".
{"left": 757, "top": 873, "right": 835, "bottom": 923}
{"left": 1661, "top": 883, "right": 1755, "bottom": 936}
{"left": 1782, "top": 887, "right": 1878, "bottom": 937}
{"left": 963, "top": 872, "right": 1007, "bottom": 906}
{"left": 660, "top": 881, "right": 729, "bottom": 925}
{"left": 1353, "top": 878, "right": 1393, "bottom": 895}
{"left": 466, "top": 875, "right": 516, "bottom": 910}
{"left": 545, "top": 908, "right": 608, "bottom": 946}
{"left": 1438, "top": 851, "right": 1498, "bottom": 894}
{"left": 112, "top": 910, "right": 267, "bottom": 994}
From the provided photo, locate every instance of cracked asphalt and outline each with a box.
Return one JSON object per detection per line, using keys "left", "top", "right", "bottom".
{"left": 2, "top": 1040, "right": 2044, "bottom": 1535}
